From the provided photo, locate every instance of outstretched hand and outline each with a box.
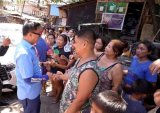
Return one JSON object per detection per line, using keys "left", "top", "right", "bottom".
{"left": 150, "top": 59, "right": 160, "bottom": 75}
{"left": 55, "top": 71, "right": 69, "bottom": 81}
{"left": 47, "top": 72, "right": 53, "bottom": 78}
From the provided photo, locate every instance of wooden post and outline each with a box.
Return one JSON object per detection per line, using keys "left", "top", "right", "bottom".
{"left": 21, "top": 0, "right": 25, "bottom": 17}
{"left": 152, "top": 29, "right": 160, "bottom": 41}
{"left": 135, "top": 1, "right": 146, "bottom": 41}
{"left": 147, "top": 0, "right": 158, "bottom": 34}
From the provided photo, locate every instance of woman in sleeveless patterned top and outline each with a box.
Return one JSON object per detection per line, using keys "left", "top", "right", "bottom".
{"left": 97, "top": 39, "right": 126, "bottom": 92}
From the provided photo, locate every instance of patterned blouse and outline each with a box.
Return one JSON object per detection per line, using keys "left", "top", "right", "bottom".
{"left": 97, "top": 53, "right": 119, "bottom": 92}
{"left": 59, "top": 59, "right": 101, "bottom": 113}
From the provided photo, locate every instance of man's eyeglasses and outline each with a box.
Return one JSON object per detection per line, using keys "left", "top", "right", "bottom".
{"left": 32, "top": 32, "right": 41, "bottom": 37}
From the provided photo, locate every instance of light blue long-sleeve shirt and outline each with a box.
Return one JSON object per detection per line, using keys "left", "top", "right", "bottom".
{"left": 14, "top": 39, "right": 42, "bottom": 100}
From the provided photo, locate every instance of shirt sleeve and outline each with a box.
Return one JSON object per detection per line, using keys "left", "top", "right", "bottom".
{"left": 145, "top": 67, "right": 157, "bottom": 83}
{"left": 46, "top": 44, "right": 50, "bottom": 51}
{"left": 16, "top": 54, "right": 33, "bottom": 79}
{"left": 139, "top": 105, "right": 147, "bottom": 113}
{"left": 24, "top": 74, "right": 49, "bottom": 83}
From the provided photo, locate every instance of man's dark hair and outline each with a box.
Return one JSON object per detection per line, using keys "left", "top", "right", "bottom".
{"left": 92, "top": 90, "right": 127, "bottom": 113}
{"left": 23, "top": 22, "right": 41, "bottom": 36}
{"left": 76, "top": 29, "right": 98, "bottom": 44}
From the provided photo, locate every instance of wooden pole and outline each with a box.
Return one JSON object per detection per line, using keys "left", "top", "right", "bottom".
{"left": 21, "top": 0, "right": 25, "bottom": 17}
{"left": 135, "top": 1, "right": 146, "bottom": 41}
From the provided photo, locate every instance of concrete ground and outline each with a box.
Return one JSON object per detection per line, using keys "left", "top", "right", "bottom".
{"left": 0, "top": 81, "right": 60, "bottom": 113}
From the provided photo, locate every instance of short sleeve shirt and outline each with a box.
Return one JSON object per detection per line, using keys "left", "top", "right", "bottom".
{"left": 14, "top": 39, "right": 42, "bottom": 100}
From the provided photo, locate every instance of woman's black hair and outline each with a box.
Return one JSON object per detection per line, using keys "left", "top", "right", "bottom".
{"left": 121, "top": 39, "right": 129, "bottom": 51}
{"left": 97, "top": 35, "right": 107, "bottom": 52}
{"left": 46, "top": 33, "right": 55, "bottom": 39}
{"left": 59, "top": 34, "right": 68, "bottom": 44}
{"left": 138, "top": 40, "right": 158, "bottom": 61}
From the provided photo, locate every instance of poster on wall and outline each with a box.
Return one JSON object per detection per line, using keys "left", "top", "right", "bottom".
{"left": 96, "top": 2, "right": 107, "bottom": 13}
{"left": 107, "top": 2, "right": 128, "bottom": 14}
{"left": 101, "top": 13, "right": 125, "bottom": 30}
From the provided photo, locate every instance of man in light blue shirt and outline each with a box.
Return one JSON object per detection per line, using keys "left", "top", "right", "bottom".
{"left": 14, "top": 22, "right": 49, "bottom": 113}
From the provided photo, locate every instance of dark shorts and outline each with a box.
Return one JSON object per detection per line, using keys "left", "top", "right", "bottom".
{"left": 19, "top": 95, "right": 41, "bottom": 113}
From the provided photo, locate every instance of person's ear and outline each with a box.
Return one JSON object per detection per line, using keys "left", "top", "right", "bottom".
{"left": 29, "top": 32, "right": 32, "bottom": 37}
{"left": 83, "top": 40, "right": 88, "bottom": 48}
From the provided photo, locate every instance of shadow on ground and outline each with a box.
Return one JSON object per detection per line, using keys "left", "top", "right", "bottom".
{"left": 0, "top": 82, "right": 60, "bottom": 113}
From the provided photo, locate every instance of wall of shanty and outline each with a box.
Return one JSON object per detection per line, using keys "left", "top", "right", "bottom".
{"left": 59, "top": 0, "right": 97, "bottom": 28}
{"left": 23, "top": 5, "right": 48, "bottom": 18}
{"left": 101, "top": 0, "right": 144, "bottom": 2}
{"left": 0, "top": 15, "right": 24, "bottom": 24}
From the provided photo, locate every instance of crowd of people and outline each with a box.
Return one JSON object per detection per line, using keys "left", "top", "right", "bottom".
{"left": 13, "top": 22, "right": 160, "bottom": 113}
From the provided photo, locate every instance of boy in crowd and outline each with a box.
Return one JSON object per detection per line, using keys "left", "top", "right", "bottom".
{"left": 124, "top": 79, "right": 151, "bottom": 113}
{"left": 91, "top": 90, "right": 127, "bottom": 113}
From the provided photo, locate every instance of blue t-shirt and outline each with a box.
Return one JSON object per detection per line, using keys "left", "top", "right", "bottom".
{"left": 124, "top": 56, "right": 157, "bottom": 85}
{"left": 35, "top": 37, "right": 49, "bottom": 74}
{"left": 124, "top": 94, "right": 147, "bottom": 113}
{"left": 35, "top": 37, "right": 49, "bottom": 62}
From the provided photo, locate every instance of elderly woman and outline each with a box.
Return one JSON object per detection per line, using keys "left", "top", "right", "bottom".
{"left": 97, "top": 39, "right": 126, "bottom": 92}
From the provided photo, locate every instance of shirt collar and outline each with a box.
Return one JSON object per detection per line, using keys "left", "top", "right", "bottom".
{"left": 21, "top": 39, "right": 33, "bottom": 49}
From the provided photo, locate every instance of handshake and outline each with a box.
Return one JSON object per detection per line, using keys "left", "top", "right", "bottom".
{"left": 40, "top": 60, "right": 57, "bottom": 68}
{"left": 47, "top": 71, "right": 68, "bottom": 81}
